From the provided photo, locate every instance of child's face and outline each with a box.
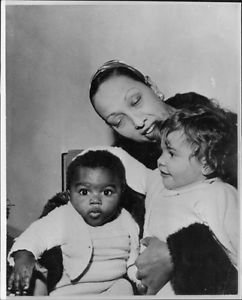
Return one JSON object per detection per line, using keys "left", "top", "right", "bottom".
{"left": 157, "top": 130, "right": 204, "bottom": 190}
{"left": 69, "top": 167, "right": 122, "bottom": 226}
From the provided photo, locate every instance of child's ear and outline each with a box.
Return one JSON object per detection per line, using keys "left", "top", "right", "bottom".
{"left": 201, "top": 158, "right": 214, "bottom": 176}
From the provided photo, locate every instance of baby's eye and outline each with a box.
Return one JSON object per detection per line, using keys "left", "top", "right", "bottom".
{"left": 79, "top": 189, "right": 88, "bottom": 196}
{"left": 103, "top": 189, "right": 113, "bottom": 196}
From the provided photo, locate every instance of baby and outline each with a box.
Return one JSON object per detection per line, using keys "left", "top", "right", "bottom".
{"left": 8, "top": 150, "right": 140, "bottom": 296}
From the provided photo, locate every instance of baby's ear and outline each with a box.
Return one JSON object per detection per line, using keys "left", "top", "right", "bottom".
{"left": 121, "top": 183, "right": 126, "bottom": 194}
{"left": 201, "top": 158, "right": 214, "bottom": 176}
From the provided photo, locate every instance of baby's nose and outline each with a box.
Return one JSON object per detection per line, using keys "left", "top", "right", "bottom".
{"left": 90, "top": 194, "right": 101, "bottom": 204}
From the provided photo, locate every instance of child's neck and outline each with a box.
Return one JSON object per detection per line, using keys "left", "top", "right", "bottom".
{"left": 170, "top": 177, "right": 217, "bottom": 192}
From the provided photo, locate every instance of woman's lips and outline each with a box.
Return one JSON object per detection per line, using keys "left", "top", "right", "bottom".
{"left": 145, "top": 124, "right": 155, "bottom": 135}
{"left": 142, "top": 124, "right": 156, "bottom": 138}
{"left": 142, "top": 123, "right": 162, "bottom": 142}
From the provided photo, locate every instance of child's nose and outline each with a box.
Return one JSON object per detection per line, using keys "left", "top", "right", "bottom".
{"left": 157, "top": 153, "right": 165, "bottom": 168}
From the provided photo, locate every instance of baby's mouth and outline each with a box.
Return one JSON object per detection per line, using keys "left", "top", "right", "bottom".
{"left": 89, "top": 209, "right": 102, "bottom": 219}
{"left": 160, "top": 170, "right": 170, "bottom": 176}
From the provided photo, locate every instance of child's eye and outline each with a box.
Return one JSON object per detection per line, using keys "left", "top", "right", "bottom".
{"left": 79, "top": 189, "right": 88, "bottom": 196}
{"left": 103, "top": 189, "right": 113, "bottom": 196}
{"left": 169, "top": 151, "right": 174, "bottom": 158}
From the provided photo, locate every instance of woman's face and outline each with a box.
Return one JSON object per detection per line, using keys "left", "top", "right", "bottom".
{"left": 93, "top": 76, "right": 174, "bottom": 142}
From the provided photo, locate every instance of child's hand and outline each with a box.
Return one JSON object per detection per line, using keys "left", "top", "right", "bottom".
{"left": 136, "top": 281, "right": 147, "bottom": 295}
{"left": 8, "top": 250, "right": 36, "bottom": 295}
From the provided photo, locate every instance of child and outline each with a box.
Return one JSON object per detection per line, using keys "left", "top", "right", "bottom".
{"left": 8, "top": 150, "right": 140, "bottom": 296}
{"left": 143, "top": 105, "right": 238, "bottom": 295}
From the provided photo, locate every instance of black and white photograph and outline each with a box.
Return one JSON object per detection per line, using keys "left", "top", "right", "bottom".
{"left": 1, "top": 1, "right": 241, "bottom": 299}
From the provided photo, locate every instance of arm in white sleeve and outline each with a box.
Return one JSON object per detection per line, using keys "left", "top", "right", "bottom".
{"left": 78, "top": 146, "right": 151, "bottom": 194}
{"left": 194, "top": 182, "right": 238, "bottom": 266}
{"left": 120, "top": 209, "right": 141, "bottom": 284}
{"left": 8, "top": 206, "right": 65, "bottom": 266}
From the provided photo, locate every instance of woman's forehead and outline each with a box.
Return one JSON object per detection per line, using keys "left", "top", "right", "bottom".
{"left": 93, "top": 76, "right": 143, "bottom": 114}
{"left": 97, "top": 75, "right": 141, "bottom": 98}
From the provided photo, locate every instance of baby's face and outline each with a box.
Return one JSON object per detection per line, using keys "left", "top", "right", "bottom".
{"left": 69, "top": 167, "right": 122, "bottom": 226}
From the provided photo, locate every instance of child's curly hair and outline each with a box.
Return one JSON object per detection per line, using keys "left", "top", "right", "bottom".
{"left": 159, "top": 102, "right": 237, "bottom": 183}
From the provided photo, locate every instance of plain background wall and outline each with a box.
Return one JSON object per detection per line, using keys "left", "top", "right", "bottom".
{"left": 6, "top": 2, "right": 241, "bottom": 232}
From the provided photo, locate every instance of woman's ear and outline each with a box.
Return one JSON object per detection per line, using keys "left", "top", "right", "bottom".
{"left": 145, "top": 76, "right": 165, "bottom": 101}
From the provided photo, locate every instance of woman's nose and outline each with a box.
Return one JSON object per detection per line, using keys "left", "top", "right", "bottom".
{"left": 132, "top": 116, "right": 146, "bottom": 129}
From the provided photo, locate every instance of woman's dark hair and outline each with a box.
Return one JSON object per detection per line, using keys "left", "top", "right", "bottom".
{"left": 66, "top": 150, "right": 126, "bottom": 190}
{"left": 159, "top": 103, "right": 237, "bottom": 183}
{"left": 89, "top": 60, "right": 148, "bottom": 104}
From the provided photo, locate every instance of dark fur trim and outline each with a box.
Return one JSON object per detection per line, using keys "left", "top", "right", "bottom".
{"left": 167, "top": 223, "right": 238, "bottom": 295}
{"left": 39, "top": 192, "right": 69, "bottom": 218}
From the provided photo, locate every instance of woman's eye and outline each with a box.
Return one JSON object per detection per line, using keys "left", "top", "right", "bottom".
{"left": 131, "top": 94, "right": 141, "bottom": 106}
{"left": 79, "top": 189, "right": 88, "bottom": 195}
{"left": 103, "top": 189, "right": 113, "bottom": 196}
{"left": 111, "top": 117, "right": 123, "bottom": 128}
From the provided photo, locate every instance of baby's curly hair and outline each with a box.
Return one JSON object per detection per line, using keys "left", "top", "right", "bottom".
{"left": 159, "top": 102, "right": 237, "bottom": 183}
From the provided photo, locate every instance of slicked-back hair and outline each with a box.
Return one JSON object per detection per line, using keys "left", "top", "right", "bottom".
{"left": 89, "top": 60, "right": 148, "bottom": 106}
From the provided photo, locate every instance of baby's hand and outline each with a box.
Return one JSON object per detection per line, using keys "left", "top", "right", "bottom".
{"left": 8, "top": 250, "right": 35, "bottom": 295}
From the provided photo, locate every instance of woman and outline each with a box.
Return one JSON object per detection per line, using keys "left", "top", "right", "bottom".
{"left": 89, "top": 60, "right": 237, "bottom": 182}
{"left": 88, "top": 60, "right": 238, "bottom": 295}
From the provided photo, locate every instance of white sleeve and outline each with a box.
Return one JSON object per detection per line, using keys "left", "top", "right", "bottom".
{"left": 120, "top": 209, "right": 140, "bottom": 283}
{"left": 79, "top": 146, "right": 151, "bottom": 194}
{"left": 194, "top": 183, "right": 238, "bottom": 265}
{"left": 8, "top": 206, "right": 65, "bottom": 266}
